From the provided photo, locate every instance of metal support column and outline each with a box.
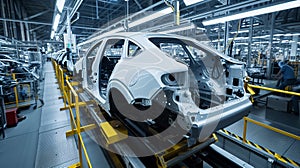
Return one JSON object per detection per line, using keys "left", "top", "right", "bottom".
{"left": 223, "top": 0, "right": 230, "bottom": 56}
{"left": 218, "top": 23, "right": 221, "bottom": 52}
{"left": 266, "top": 13, "right": 275, "bottom": 79}
{"left": 174, "top": 0, "right": 180, "bottom": 25}
{"left": 125, "top": 0, "right": 129, "bottom": 31}
{"left": 67, "top": 8, "right": 72, "bottom": 49}
{"left": 6, "top": 0, "right": 13, "bottom": 38}
{"left": 33, "top": 31, "right": 36, "bottom": 41}
{"left": 22, "top": 7, "right": 30, "bottom": 41}
{"left": 291, "top": 35, "right": 298, "bottom": 59}
{"left": 9, "top": 0, "right": 18, "bottom": 39}
{"left": 96, "top": 0, "right": 99, "bottom": 19}
{"left": 247, "top": 17, "right": 253, "bottom": 67}
{"left": 224, "top": 22, "right": 229, "bottom": 55}
{"left": 14, "top": 1, "right": 25, "bottom": 41}
{"left": 1, "top": 0, "right": 8, "bottom": 37}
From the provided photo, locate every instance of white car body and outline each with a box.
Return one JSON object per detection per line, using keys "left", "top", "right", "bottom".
{"left": 75, "top": 32, "right": 252, "bottom": 145}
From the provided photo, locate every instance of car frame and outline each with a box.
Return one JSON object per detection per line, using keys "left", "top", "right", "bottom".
{"left": 75, "top": 32, "right": 252, "bottom": 146}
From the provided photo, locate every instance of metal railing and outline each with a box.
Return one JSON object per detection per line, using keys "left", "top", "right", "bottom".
{"left": 247, "top": 83, "right": 300, "bottom": 97}
{"left": 52, "top": 60, "right": 93, "bottom": 168}
{"left": 243, "top": 117, "right": 300, "bottom": 143}
{"left": 243, "top": 83, "right": 300, "bottom": 167}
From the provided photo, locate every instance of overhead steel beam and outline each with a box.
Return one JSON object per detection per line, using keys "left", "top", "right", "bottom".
{"left": 0, "top": 17, "right": 51, "bottom": 25}
{"left": 24, "top": 10, "right": 50, "bottom": 20}
{"left": 98, "top": 0, "right": 123, "bottom": 6}
{"left": 83, "top": 4, "right": 124, "bottom": 12}
{"left": 42, "top": 40, "right": 64, "bottom": 44}
{"left": 133, "top": 0, "right": 143, "bottom": 9}
{"left": 72, "top": 25, "right": 102, "bottom": 30}
{"left": 30, "top": 25, "right": 46, "bottom": 32}
{"left": 88, "top": 1, "right": 165, "bottom": 40}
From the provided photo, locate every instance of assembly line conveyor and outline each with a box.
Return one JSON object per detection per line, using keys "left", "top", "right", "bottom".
{"left": 53, "top": 60, "right": 299, "bottom": 168}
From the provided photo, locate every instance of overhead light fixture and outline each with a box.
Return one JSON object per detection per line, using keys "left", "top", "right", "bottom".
{"left": 56, "top": 0, "right": 65, "bottom": 13}
{"left": 184, "top": 0, "right": 204, "bottom": 6}
{"left": 53, "top": 14, "right": 61, "bottom": 32}
{"left": 50, "top": 30, "right": 55, "bottom": 39}
{"left": 128, "top": 8, "right": 173, "bottom": 28}
{"left": 230, "top": 30, "right": 249, "bottom": 34}
{"left": 203, "top": 0, "right": 300, "bottom": 26}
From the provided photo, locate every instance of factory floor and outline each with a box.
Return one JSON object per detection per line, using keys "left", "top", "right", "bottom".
{"left": 0, "top": 61, "right": 109, "bottom": 168}
{"left": 0, "top": 62, "right": 299, "bottom": 167}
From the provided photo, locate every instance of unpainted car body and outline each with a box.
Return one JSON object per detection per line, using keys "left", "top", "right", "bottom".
{"left": 75, "top": 32, "right": 252, "bottom": 145}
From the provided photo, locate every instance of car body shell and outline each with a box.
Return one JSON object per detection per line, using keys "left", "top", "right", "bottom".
{"left": 75, "top": 32, "right": 252, "bottom": 145}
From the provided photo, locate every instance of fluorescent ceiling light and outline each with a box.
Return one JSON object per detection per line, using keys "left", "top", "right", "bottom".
{"left": 56, "top": 0, "right": 65, "bottom": 13}
{"left": 184, "top": 0, "right": 204, "bottom": 6}
{"left": 203, "top": 0, "right": 300, "bottom": 26}
{"left": 230, "top": 30, "right": 249, "bottom": 34}
{"left": 53, "top": 14, "right": 61, "bottom": 32}
{"left": 50, "top": 31, "right": 55, "bottom": 39}
{"left": 128, "top": 8, "right": 173, "bottom": 28}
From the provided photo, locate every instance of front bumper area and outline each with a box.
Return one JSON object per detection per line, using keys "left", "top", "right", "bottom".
{"left": 187, "top": 96, "right": 252, "bottom": 146}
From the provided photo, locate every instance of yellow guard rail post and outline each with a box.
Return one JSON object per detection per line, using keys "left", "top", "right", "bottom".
{"left": 247, "top": 83, "right": 300, "bottom": 97}
{"left": 12, "top": 73, "right": 18, "bottom": 108}
{"left": 53, "top": 62, "right": 93, "bottom": 167}
{"left": 243, "top": 117, "right": 300, "bottom": 143}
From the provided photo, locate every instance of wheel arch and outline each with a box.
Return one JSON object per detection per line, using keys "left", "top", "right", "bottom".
{"left": 106, "top": 80, "right": 134, "bottom": 110}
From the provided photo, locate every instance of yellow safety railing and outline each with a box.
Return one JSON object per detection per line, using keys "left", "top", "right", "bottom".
{"left": 246, "top": 83, "right": 300, "bottom": 103}
{"left": 247, "top": 84, "right": 300, "bottom": 96}
{"left": 243, "top": 117, "right": 300, "bottom": 144}
{"left": 53, "top": 60, "right": 93, "bottom": 168}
